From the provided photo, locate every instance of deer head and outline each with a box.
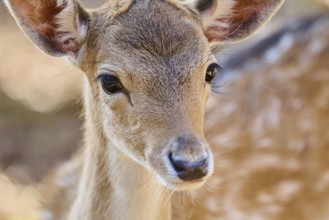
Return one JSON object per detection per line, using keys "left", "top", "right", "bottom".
{"left": 5, "top": 0, "right": 284, "bottom": 191}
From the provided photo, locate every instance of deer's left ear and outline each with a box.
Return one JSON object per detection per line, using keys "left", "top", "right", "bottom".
{"left": 4, "top": 0, "right": 89, "bottom": 57}
{"left": 178, "top": 0, "right": 284, "bottom": 43}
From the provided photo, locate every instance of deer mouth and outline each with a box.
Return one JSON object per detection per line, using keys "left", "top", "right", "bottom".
{"left": 148, "top": 135, "right": 214, "bottom": 191}
{"left": 155, "top": 158, "right": 213, "bottom": 191}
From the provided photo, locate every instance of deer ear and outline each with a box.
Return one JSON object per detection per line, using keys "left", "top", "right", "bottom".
{"left": 179, "top": 0, "right": 284, "bottom": 43}
{"left": 4, "top": 0, "right": 89, "bottom": 57}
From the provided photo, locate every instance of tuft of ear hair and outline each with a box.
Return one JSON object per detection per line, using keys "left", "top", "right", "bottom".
{"left": 4, "top": 0, "right": 89, "bottom": 57}
{"left": 178, "top": 0, "right": 285, "bottom": 43}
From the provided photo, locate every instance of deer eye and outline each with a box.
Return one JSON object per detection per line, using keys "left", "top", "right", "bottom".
{"left": 98, "top": 74, "right": 123, "bottom": 94}
{"left": 205, "top": 63, "right": 221, "bottom": 83}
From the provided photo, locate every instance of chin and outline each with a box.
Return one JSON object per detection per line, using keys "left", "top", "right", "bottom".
{"left": 156, "top": 175, "right": 209, "bottom": 191}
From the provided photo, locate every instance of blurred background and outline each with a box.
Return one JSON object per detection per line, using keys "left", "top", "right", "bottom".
{"left": 0, "top": 0, "right": 328, "bottom": 219}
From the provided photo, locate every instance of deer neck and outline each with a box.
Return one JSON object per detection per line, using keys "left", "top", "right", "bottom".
{"left": 68, "top": 78, "right": 171, "bottom": 220}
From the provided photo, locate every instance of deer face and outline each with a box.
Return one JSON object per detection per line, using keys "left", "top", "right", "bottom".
{"left": 5, "top": 0, "right": 284, "bottom": 190}
{"left": 81, "top": 1, "right": 217, "bottom": 190}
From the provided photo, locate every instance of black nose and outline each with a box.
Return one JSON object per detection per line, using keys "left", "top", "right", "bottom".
{"left": 169, "top": 153, "right": 208, "bottom": 181}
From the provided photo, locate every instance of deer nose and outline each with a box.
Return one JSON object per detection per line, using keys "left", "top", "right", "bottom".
{"left": 169, "top": 154, "right": 208, "bottom": 181}
{"left": 167, "top": 136, "right": 210, "bottom": 181}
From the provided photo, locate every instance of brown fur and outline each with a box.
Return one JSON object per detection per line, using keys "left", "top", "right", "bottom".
{"left": 9, "top": 0, "right": 64, "bottom": 37}
{"left": 174, "top": 15, "right": 329, "bottom": 220}
{"left": 4, "top": 0, "right": 291, "bottom": 219}
{"left": 40, "top": 15, "right": 329, "bottom": 220}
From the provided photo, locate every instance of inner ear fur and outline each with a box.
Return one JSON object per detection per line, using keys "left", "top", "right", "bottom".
{"left": 4, "top": 0, "right": 89, "bottom": 57}
{"left": 178, "top": 0, "right": 285, "bottom": 43}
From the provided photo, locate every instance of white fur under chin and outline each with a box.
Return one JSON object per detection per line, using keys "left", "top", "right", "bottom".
{"left": 169, "top": 180, "right": 208, "bottom": 191}
{"left": 155, "top": 172, "right": 210, "bottom": 191}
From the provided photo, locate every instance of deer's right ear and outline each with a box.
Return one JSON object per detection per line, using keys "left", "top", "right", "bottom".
{"left": 4, "top": 0, "right": 89, "bottom": 57}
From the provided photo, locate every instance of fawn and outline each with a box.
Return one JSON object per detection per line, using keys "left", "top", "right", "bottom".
{"left": 4, "top": 0, "right": 291, "bottom": 219}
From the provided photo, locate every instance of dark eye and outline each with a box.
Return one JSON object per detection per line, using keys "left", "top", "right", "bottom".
{"left": 205, "top": 63, "right": 221, "bottom": 83}
{"left": 98, "top": 74, "right": 123, "bottom": 94}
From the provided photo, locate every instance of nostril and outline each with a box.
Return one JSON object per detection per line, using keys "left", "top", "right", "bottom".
{"left": 169, "top": 153, "right": 207, "bottom": 171}
{"left": 169, "top": 153, "right": 208, "bottom": 181}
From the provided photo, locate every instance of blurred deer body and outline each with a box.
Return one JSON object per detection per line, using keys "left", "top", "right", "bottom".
{"left": 182, "top": 15, "right": 329, "bottom": 220}
{"left": 41, "top": 15, "right": 329, "bottom": 220}
{"left": 44, "top": 16, "right": 329, "bottom": 220}
{"left": 2, "top": 0, "right": 304, "bottom": 219}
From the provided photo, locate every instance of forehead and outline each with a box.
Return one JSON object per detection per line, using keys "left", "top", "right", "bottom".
{"left": 89, "top": 0, "right": 209, "bottom": 78}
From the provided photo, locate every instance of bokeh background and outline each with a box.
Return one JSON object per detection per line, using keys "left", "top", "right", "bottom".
{"left": 0, "top": 0, "right": 328, "bottom": 219}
